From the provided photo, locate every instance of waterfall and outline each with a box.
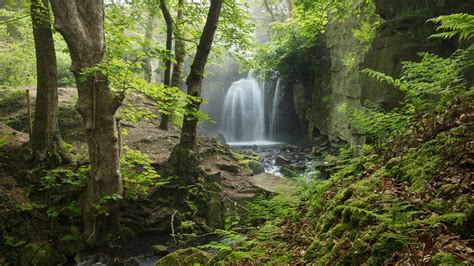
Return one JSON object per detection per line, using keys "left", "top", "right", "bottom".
{"left": 220, "top": 77, "right": 265, "bottom": 142}
{"left": 269, "top": 79, "right": 282, "bottom": 140}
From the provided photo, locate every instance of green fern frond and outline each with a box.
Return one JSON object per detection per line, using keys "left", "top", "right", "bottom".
{"left": 429, "top": 13, "right": 474, "bottom": 41}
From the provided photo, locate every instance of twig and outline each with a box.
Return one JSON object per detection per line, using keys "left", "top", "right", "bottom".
{"left": 171, "top": 210, "right": 178, "bottom": 245}
{"left": 0, "top": 14, "right": 29, "bottom": 25}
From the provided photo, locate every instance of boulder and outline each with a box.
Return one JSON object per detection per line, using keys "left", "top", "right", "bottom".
{"left": 248, "top": 172, "right": 295, "bottom": 194}
{"left": 246, "top": 160, "right": 265, "bottom": 175}
{"left": 275, "top": 155, "right": 291, "bottom": 166}
{"left": 216, "top": 163, "right": 239, "bottom": 173}
{"left": 156, "top": 248, "right": 212, "bottom": 266}
{"left": 153, "top": 244, "right": 169, "bottom": 256}
{"left": 20, "top": 242, "right": 57, "bottom": 265}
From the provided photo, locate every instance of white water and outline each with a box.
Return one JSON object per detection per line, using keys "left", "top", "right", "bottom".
{"left": 269, "top": 79, "right": 282, "bottom": 140}
{"left": 220, "top": 77, "right": 265, "bottom": 142}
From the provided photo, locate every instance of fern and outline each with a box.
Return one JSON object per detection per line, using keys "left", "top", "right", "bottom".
{"left": 429, "top": 13, "right": 474, "bottom": 41}
{"left": 362, "top": 68, "right": 407, "bottom": 91}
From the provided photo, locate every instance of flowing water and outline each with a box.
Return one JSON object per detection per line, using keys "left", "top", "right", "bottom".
{"left": 269, "top": 79, "right": 282, "bottom": 140}
{"left": 220, "top": 77, "right": 265, "bottom": 142}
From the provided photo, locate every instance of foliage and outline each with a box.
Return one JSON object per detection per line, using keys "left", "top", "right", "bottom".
{"left": 354, "top": 14, "right": 473, "bottom": 146}
{"left": 429, "top": 13, "right": 474, "bottom": 41}
{"left": 37, "top": 167, "right": 89, "bottom": 192}
{"left": 0, "top": 5, "right": 36, "bottom": 86}
{"left": 120, "top": 147, "right": 168, "bottom": 199}
{"left": 250, "top": 0, "right": 380, "bottom": 81}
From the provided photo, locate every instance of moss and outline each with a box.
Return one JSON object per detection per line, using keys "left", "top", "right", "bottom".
{"left": 431, "top": 252, "right": 463, "bottom": 265}
{"left": 422, "top": 198, "right": 449, "bottom": 213}
{"left": 243, "top": 160, "right": 264, "bottom": 175}
{"left": 156, "top": 248, "right": 213, "bottom": 266}
{"left": 304, "top": 239, "right": 324, "bottom": 260}
{"left": 280, "top": 165, "right": 299, "bottom": 178}
{"left": 367, "top": 232, "right": 410, "bottom": 265}
{"left": 58, "top": 239, "right": 87, "bottom": 257}
{"left": 0, "top": 89, "right": 24, "bottom": 114}
{"left": 19, "top": 242, "right": 57, "bottom": 265}
{"left": 384, "top": 133, "right": 452, "bottom": 192}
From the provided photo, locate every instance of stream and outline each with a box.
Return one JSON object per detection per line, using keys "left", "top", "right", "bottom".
{"left": 227, "top": 141, "right": 314, "bottom": 177}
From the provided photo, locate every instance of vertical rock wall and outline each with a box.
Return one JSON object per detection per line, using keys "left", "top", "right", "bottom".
{"left": 293, "top": 0, "right": 474, "bottom": 146}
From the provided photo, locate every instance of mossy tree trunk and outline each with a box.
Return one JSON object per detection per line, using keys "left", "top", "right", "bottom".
{"left": 29, "top": 0, "right": 63, "bottom": 165}
{"left": 170, "top": 0, "right": 223, "bottom": 181}
{"left": 50, "top": 0, "right": 123, "bottom": 244}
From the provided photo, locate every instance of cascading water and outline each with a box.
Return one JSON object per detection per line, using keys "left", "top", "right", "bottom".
{"left": 220, "top": 77, "right": 265, "bottom": 143}
{"left": 269, "top": 79, "right": 282, "bottom": 140}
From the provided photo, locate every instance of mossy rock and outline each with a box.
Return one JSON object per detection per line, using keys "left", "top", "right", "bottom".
{"left": 431, "top": 252, "right": 463, "bottom": 265}
{"left": 156, "top": 248, "right": 213, "bottom": 266}
{"left": 245, "top": 160, "right": 265, "bottom": 175}
{"left": 19, "top": 242, "right": 57, "bottom": 265}
{"left": 58, "top": 239, "right": 87, "bottom": 257}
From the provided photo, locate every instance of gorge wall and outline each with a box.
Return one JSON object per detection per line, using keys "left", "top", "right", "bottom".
{"left": 291, "top": 0, "right": 474, "bottom": 146}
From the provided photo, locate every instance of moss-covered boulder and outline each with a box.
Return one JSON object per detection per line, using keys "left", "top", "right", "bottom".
{"left": 156, "top": 248, "right": 213, "bottom": 266}
{"left": 245, "top": 160, "right": 264, "bottom": 175}
{"left": 19, "top": 242, "right": 57, "bottom": 265}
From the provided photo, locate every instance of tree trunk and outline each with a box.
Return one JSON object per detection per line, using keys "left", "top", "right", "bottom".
{"left": 158, "top": 0, "right": 173, "bottom": 130}
{"left": 29, "top": 0, "right": 62, "bottom": 165}
{"left": 170, "top": 0, "right": 186, "bottom": 90}
{"left": 287, "top": 0, "right": 293, "bottom": 18}
{"left": 171, "top": 0, "right": 224, "bottom": 172}
{"left": 50, "top": 0, "right": 123, "bottom": 244}
{"left": 143, "top": 14, "right": 155, "bottom": 83}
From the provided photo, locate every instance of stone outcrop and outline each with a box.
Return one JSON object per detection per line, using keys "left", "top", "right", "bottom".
{"left": 292, "top": 0, "right": 474, "bottom": 146}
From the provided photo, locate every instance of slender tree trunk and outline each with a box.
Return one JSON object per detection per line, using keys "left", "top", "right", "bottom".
{"left": 28, "top": 0, "right": 62, "bottom": 165}
{"left": 158, "top": 0, "right": 173, "bottom": 130}
{"left": 170, "top": 0, "right": 186, "bottom": 90}
{"left": 50, "top": 0, "right": 123, "bottom": 244}
{"left": 169, "top": 0, "right": 223, "bottom": 181}
{"left": 143, "top": 14, "right": 154, "bottom": 83}
{"left": 287, "top": 0, "right": 293, "bottom": 18}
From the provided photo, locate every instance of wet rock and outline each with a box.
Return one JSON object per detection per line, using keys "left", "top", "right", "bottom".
{"left": 275, "top": 155, "right": 291, "bottom": 166}
{"left": 75, "top": 254, "right": 110, "bottom": 265}
{"left": 215, "top": 133, "right": 226, "bottom": 144}
{"left": 246, "top": 160, "right": 265, "bottom": 175}
{"left": 216, "top": 163, "right": 239, "bottom": 173}
{"left": 312, "top": 145, "right": 327, "bottom": 156}
{"left": 153, "top": 244, "right": 169, "bottom": 256}
{"left": 248, "top": 172, "right": 295, "bottom": 194}
{"left": 156, "top": 248, "right": 212, "bottom": 266}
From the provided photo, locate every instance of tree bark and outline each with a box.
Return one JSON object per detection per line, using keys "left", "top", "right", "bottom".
{"left": 158, "top": 0, "right": 173, "bottom": 130}
{"left": 170, "top": 0, "right": 186, "bottom": 90}
{"left": 49, "top": 0, "right": 123, "bottom": 244}
{"left": 29, "top": 0, "right": 62, "bottom": 165}
{"left": 168, "top": 0, "right": 223, "bottom": 182}
{"left": 179, "top": 0, "right": 224, "bottom": 150}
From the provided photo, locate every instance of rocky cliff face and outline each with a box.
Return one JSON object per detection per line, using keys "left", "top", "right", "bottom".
{"left": 293, "top": 0, "right": 474, "bottom": 146}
